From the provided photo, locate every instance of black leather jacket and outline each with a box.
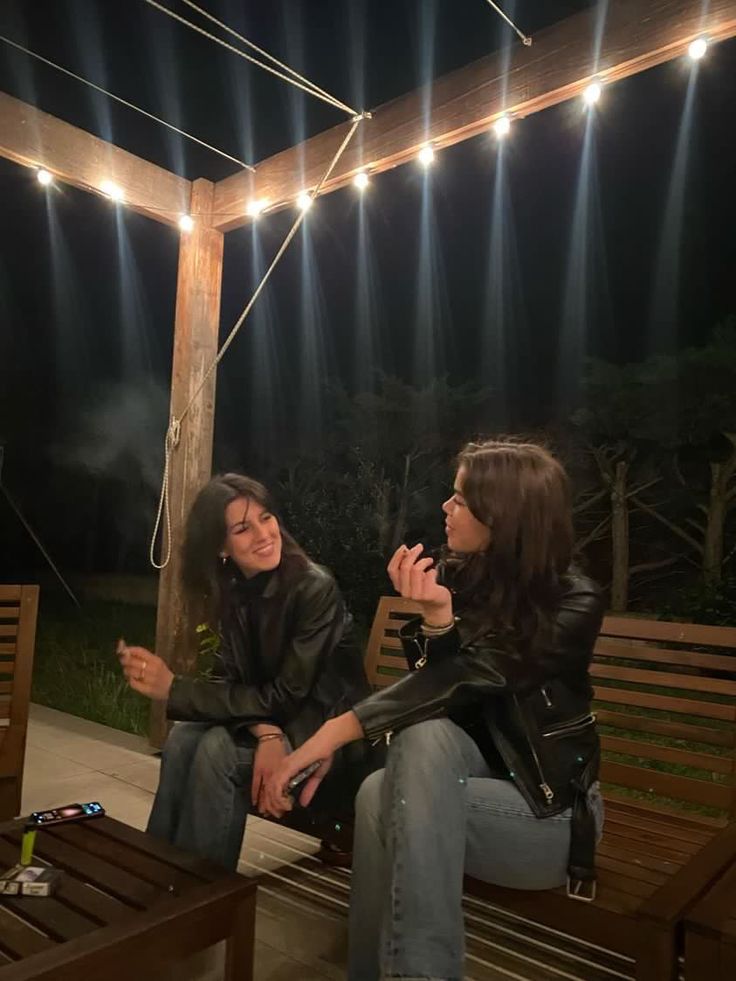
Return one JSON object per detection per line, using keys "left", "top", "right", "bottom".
{"left": 167, "top": 561, "right": 373, "bottom": 810}
{"left": 353, "top": 572, "right": 604, "bottom": 887}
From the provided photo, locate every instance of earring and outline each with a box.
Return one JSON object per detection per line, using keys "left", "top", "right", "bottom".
{"left": 220, "top": 555, "right": 228, "bottom": 566}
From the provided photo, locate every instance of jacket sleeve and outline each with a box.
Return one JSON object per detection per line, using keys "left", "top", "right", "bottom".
{"left": 166, "top": 573, "right": 342, "bottom": 726}
{"left": 353, "top": 581, "right": 603, "bottom": 742}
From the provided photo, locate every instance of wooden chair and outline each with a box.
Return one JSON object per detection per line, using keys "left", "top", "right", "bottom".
{"left": 365, "top": 596, "right": 736, "bottom": 981}
{"left": 0, "top": 585, "right": 39, "bottom": 820}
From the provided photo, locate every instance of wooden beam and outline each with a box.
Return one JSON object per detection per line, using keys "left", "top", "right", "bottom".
{"left": 150, "top": 178, "right": 224, "bottom": 747}
{"left": 213, "top": 0, "right": 736, "bottom": 232}
{"left": 0, "top": 91, "right": 190, "bottom": 228}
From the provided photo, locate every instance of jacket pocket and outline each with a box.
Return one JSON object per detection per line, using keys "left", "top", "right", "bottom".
{"left": 542, "top": 713, "right": 596, "bottom": 739}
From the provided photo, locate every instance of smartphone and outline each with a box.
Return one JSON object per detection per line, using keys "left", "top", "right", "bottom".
{"left": 28, "top": 802, "right": 105, "bottom": 827}
{"left": 287, "top": 761, "right": 323, "bottom": 797}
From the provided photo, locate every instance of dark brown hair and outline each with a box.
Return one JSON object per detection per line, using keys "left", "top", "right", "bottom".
{"left": 446, "top": 439, "right": 573, "bottom": 650}
{"left": 181, "top": 473, "right": 309, "bottom": 619}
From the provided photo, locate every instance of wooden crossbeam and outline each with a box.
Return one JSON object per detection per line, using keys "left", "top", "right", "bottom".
{"left": 213, "top": 0, "right": 736, "bottom": 232}
{"left": 0, "top": 92, "right": 190, "bottom": 227}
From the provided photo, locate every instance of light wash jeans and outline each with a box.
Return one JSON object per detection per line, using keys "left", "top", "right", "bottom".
{"left": 147, "top": 723, "right": 256, "bottom": 871}
{"left": 348, "top": 718, "right": 604, "bottom": 981}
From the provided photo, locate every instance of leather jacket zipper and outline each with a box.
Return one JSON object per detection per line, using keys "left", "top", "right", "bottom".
{"left": 542, "top": 713, "right": 596, "bottom": 738}
{"left": 413, "top": 636, "right": 428, "bottom": 670}
{"left": 514, "top": 694, "right": 554, "bottom": 805}
{"left": 541, "top": 686, "right": 553, "bottom": 708}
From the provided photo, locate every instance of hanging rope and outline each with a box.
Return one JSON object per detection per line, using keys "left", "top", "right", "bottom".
{"left": 141, "top": 0, "right": 359, "bottom": 117}
{"left": 149, "top": 113, "right": 367, "bottom": 568}
{"left": 481, "top": 0, "right": 533, "bottom": 46}
{"left": 0, "top": 33, "right": 254, "bottom": 172}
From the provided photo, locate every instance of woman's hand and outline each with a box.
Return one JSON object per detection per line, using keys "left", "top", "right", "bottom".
{"left": 117, "top": 640, "right": 174, "bottom": 701}
{"left": 387, "top": 544, "right": 453, "bottom": 625}
{"left": 252, "top": 737, "right": 289, "bottom": 816}
{"left": 262, "top": 712, "right": 364, "bottom": 818}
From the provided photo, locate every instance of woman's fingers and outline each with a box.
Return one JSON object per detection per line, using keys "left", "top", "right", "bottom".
{"left": 386, "top": 545, "right": 406, "bottom": 588}
{"left": 298, "top": 756, "right": 333, "bottom": 808}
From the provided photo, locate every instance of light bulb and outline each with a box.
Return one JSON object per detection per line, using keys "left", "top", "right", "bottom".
{"left": 246, "top": 198, "right": 268, "bottom": 218}
{"left": 688, "top": 38, "right": 708, "bottom": 61}
{"left": 493, "top": 115, "right": 512, "bottom": 138}
{"left": 37, "top": 169, "right": 53, "bottom": 186}
{"left": 418, "top": 145, "right": 435, "bottom": 167}
{"left": 353, "top": 171, "right": 370, "bottom": 191}
{"left": 100, "top": 179, "right": 124, "bottom": 202}
{"left": 179, "top": 214, "right": 194, "bottom": 232}
{"left": 583, "top": 82, "right": 602, "bottom": 106}
{"left": 297, "top": 192, "right": 313, "bottom": 212}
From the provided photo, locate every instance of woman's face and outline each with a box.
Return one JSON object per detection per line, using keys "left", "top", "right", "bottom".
{"left": 442, "top": 467, "right": 491, "bottom": 553}
{"left": 222, "top": 497, "right": 282, "bottom": 578}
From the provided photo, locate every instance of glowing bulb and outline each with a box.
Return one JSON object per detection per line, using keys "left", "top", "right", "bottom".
{"left": 353, "top": 171, "right": 370, "bottom": 191}
{"left": 246, "top": 198, "right": 268, "bottom": 218}
{"left": 37, "top": 169, "right": 53, "bottom": 186}
{"left": 179, "top": 214, "right": 194, "bottom": 232}
{"left": 100, "top": 179, "right": 124, "bottom": 202}
{"left": 297, "top": 191, "right": 313, "bottom": 212}
{"left": 583, "top": 82, "right": 602, "bottom": 106}
{"left": 418, "top": 145, "right": 435, "bottom": 167}
{"left": 493, "top": 115, "right": 512, "bottom": 138}
{"left": 688, "top": 38, "right": 708, "bottom": 61}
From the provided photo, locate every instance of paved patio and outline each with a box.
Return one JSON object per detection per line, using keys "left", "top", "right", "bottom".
{"left": 20, "top": 704, "right": 634, "bottom": 981}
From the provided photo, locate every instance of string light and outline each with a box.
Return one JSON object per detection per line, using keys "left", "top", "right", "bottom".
{"left": 493, "top": 115, "right": 512, "bottom": 138}
{"left": 418, "top": 145, "right": 435, "bottom": 167}
{"left": 246, "top": 198, "right": 268, "bottom": 218}
{"left": 36, "top": 168, "right": 53, "bottom": 186}
{"left": 179, "top": 214, "right": 194, "bottom": 232}
{"left": 583, "top": 82, "right": 602, "bottom": 107}
{"left": 100, "top": 179, "right": 124, "bottom": 202}
{"left": 688, "top": 38, "right": 708, "bottom": 61}
{"left": 297, "top": 191, "right": 313, "bottom": 212}
{"left": 353, "top": 171, "right": 370, "bottom": 191}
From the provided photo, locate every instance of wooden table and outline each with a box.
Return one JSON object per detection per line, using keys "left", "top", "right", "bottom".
{"left": 0, "top": 816, "right": 256, "bottom": 980}
{"left": 684, "top": 857, "right": 736, "bottom": 978}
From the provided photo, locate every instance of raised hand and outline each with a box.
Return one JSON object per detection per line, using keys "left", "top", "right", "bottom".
{"left": 387, "top": 544, "right": 453, "bottom": 625}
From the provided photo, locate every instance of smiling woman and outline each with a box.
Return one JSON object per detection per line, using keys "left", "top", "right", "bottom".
{"left": 117, "top": 472, "right": 373, "bottom": 870}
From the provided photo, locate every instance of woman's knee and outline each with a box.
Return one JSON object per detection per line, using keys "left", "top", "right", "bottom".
{"left": 389, "top": 718, "right": 467, "bottom": 770}
{"left": 191, "top": 726, "right": 239, "bottom": 777}
{"left": 161, "top": 722, "right": 208, "bottom": 764}
{"left": 355, "top": 768, "right": 384, "bottom": 821}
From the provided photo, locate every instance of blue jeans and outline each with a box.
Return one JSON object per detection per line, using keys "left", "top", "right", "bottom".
{"left": 147, "top": 723, "right": 255, "bottom": 870}
{"left": 348, "top": 718, "right": 604, "bottom": 981}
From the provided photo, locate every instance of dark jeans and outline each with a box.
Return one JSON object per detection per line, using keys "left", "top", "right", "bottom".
{"left": 147, "top": 722, "right": 256, "bottom": 871}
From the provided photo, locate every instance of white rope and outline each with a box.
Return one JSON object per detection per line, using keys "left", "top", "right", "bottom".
{"left": 481, "top": 0, "right": 533, "bottom": 46}
{"left": 141, "top": 0, "right": 358, "bottom": 117}
{"left": 0, "top": 33, "right": 254, "bottom": 172}
{"left": 179, "top": 0, "right": 354, "bottom": 114}
{"left": 149, "top": 114, "right": 365, "bottom": 568}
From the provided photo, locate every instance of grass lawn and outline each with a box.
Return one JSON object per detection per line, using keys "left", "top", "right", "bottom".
{"left": 32, "top": 600, "right": 156, "bottom": 736}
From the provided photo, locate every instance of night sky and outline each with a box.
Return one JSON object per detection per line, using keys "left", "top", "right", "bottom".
{"left": 1, "top": 1, "right": 736, "bottom": 576}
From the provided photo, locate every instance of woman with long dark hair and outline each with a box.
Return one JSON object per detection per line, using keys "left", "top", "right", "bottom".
{"left": 118, "top": 473, "right": 370, "bottom": 870}
{"left": 266, "top": 439, "right": 604, "bottom": 981}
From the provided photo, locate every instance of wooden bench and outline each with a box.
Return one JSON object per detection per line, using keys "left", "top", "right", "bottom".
{"left": 365, "top": 596, "right": 736, "bottom": 981}
{"left": 0, "top": 585, "right": 39, "bottom": 821}
{"left": 684, "top": 839, "right": 736, "bottom": 978}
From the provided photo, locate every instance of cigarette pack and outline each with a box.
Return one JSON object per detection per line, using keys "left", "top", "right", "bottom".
{"left": 0, "top": 864, "right": 62, "bottom": 897}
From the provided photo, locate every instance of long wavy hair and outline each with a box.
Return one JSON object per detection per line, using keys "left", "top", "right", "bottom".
{"left": 444, "top": 439, "right": 573, "bottom": 651}
{"left": 181, "top": 473, "right": 309, "bottom": 621}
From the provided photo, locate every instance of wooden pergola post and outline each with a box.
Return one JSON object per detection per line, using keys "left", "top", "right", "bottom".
{"left": 149, "top": 179, "right": 224, "bottom": 748}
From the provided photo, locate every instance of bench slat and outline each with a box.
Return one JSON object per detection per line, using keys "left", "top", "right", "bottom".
{"left": 0, "top": 625, "right": 18, "bottom": 638}
{"left": 0, "top": 606, "right": 21, "bottom": 621}
{"left": 593, "top": 686, "right": 736, "bottom": 721}
{"left": 596, "top": 709, "right": 735, "bottom": 748}
{"left": 594, "top": 638, "right": 736, "bottom": 673}
{"left": 591, "top": 663, "right": 736, "bottom": 696}
{"left": 601, "top": 735, "right": 734, "bottom": 774}
{"left": 600, "top": 617, "right": 736, "bottom": 648}
{"left": 0, "top": 587, "right": 22, "bottom": 602}
{"left": 601, "top": 761, "right": 733, "bottom": 809}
